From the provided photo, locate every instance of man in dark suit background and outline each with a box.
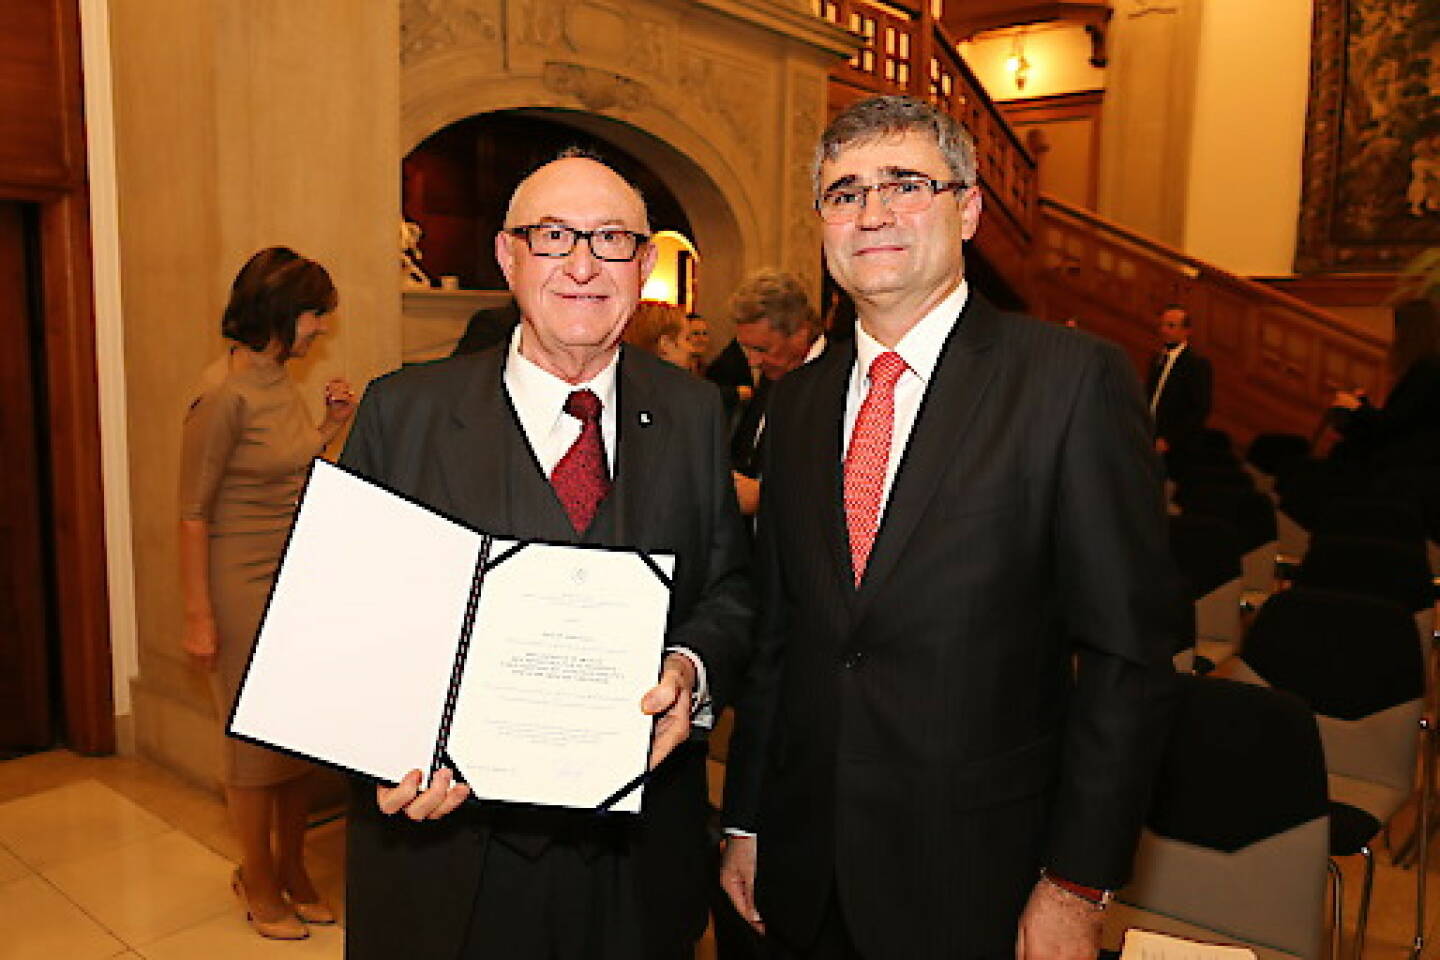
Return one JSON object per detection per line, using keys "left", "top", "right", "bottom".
{"left": 341, "top": 150, "right": 752, "bottom": 960}
{"left": 720, "top": 95, "right": 1176, "bottom": 960}
{"left": 1146, "top": 304, "right": 1212, "bottom": 461}
{"left": 452, "top": 297, "right": 521, "bottom": 356}
{"left": 727, "top": 269, "right": 825, "bottom": 515}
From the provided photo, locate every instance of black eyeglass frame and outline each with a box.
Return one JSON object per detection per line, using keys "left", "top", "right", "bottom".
{"left": 504, "top": 224, "right": 652, "bottom": 262}
{"left": 815, "top": 178, "right": 971, "bottom": 223}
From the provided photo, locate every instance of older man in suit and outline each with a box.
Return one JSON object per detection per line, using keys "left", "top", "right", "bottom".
{"left": 340, "top": 150, "right": 752, "bottom": 960}
{"left": 720, "top": 95, "right": 1177, "bottom": 960}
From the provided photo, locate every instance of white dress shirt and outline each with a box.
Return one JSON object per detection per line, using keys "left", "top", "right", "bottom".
{"left": 845, "top": 281, "right": 969, "bottom": 521}
{"left": 502, "top": 327, "right": 710, "bottom": 720}
{"left": 1149, "top": 341, "right": 1187, "bottom": 414}
{"left": 503, "top": 327, "right": 619, "bottom": 476}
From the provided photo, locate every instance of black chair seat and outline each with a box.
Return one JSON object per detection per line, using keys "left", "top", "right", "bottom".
{"left": 1328, "top": 800, "right": 1382, "bottom": 856}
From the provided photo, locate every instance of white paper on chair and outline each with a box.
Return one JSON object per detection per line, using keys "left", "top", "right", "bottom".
{"left": 1120, "top": 928, "right": 1258, "bottom": 960}
{"left": 227, "top": 458, "right": 675, "bottom": 814}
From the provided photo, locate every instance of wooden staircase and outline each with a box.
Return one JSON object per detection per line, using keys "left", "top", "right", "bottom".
{"left": 821, "top": 0, "right": 1390, "bottom": 446}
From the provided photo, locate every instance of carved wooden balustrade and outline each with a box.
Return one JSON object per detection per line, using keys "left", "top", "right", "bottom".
{"left": 1034, "top": 196, "right": 1390, "bottom": 446}
{"left": 815, "top": 0, "right": 1038, "bottom": 296}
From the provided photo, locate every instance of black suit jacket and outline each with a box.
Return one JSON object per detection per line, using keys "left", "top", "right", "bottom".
{"left": 451, "top": 300, "right": 521, "bottom": 357}
{"left": 1146, "top": 344, "right": 1212, "bottom": 450}
{"left": 339, "top": 345, "right": 752, "bottom": 958}
{"left": 724, "top": 295, "right": 1177, "bottom": 959}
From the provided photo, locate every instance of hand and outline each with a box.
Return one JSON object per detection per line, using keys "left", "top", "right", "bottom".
{"left": 720, "top": 835, "right": 766, "bottom": 934}
{"left": 182, "top": 614, "right": 219, "bottom": 671}
{"left": 1332, "top": 389, "right": 1364, "bottom": 411}
{"left": 1015, "top": 878, "right": 1103, "bottom": 960}
{"left": 1153, "top": 437, "right": 1169, "bottom": 454}
{"left": 736, "top": 385, "right": 753, "bottom": 403}
{"left": 376, "top": 767, "right": 471, "bottom": 820}
{"left": 642, "top": 653, "right": 696, "bottom": 769}
{"left": 732, "top": 472, "right": 760, "bottom": 516}
{"left": 323, "top": 378, "right": 357, "bottom": 424}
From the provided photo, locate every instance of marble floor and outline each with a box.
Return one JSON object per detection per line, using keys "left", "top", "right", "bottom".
{"left": 0, "top": 747, "right": 1437, "bottom": 959}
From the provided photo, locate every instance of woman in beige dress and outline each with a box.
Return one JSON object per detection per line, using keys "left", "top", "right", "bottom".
{"left": 178, "top": 247, "right": 356, "bottom": 940}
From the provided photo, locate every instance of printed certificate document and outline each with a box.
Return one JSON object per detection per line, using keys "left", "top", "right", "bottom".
{"left": 228, "top": 459, "right": 674, "bottom": 814}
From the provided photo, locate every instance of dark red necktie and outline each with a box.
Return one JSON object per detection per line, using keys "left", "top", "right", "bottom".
{"left": 550, "top": 389, "right": 611, "bottom": 533}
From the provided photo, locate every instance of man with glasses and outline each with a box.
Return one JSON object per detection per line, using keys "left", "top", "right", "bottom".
{"left": 720, "top": 95, "right": 1176, "bottom": 960}
{"left": 340, "top": 149, "right": 752, "bottom": 960}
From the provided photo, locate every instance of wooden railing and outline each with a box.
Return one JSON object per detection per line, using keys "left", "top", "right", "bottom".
{"left": 816, "top": 3, "right": 1387, "bottom": 447}
{"left": 1033, "top": 196, "right": 1391, "bottom": 446}
{"left": 817, "top": 0, "right": 1038, "bottom": 294}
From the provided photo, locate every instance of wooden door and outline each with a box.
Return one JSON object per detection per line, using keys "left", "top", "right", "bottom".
{"left": 0, "top": 201, "right": 54, "bottom": 752}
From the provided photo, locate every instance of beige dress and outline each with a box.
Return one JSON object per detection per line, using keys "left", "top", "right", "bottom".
{"left": 179, "top": 353, "right": 324, "bottom": 787}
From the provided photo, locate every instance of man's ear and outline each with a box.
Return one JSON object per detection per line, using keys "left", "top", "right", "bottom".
{"left": 959, "top": 187, "right": 983, "bottom": 242}
{"left": 495, "top": 231, "right": 516, "bottom": 285}
{"left": 638, "top": 239, "right": 659, "bottom": 283}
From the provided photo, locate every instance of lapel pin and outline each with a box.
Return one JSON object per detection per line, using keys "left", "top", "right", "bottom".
{"left": 638, "top": 411, "right": 653, "bottom": 427}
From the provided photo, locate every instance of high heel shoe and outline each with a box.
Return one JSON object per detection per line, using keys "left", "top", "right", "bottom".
{"left": 287, "top": 897, "right": 336, "bottom": 925}
{"left": 231, "top": 868, "right": 308, "bottom": 940}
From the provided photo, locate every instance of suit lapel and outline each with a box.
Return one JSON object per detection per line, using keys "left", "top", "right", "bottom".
{"left": 435, "top": 351, "right": 516, "bottom": 531}
{"left": 855, "top": 295, "right": 1002, "bottom": 607}
{"left": 795, "top": 342, "right": 858, "bottom": 604}
{"left": 611, "top": 348, "right": 672, "bottom": 546}
{"left": 435, "top": 349, "right": 577, "bottom": 539}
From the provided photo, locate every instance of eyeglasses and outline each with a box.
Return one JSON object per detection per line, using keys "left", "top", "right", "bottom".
{"left": 816, "top": 178, "right": 969, "bottom": 224}
{"left": 505, "top": 224, "right": 650, "bottom": 262}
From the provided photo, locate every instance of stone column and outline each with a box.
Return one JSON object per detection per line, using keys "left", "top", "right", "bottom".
{"left": 110, "top": 0, "right": 400, "bottom": 787}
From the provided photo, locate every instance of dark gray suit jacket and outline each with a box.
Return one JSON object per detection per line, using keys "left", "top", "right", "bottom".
{"left": 339, "top": 344, "right": 752, "bottom": 958}
{"left": 725, "top": 294, "right": 1178, "bottom": 959}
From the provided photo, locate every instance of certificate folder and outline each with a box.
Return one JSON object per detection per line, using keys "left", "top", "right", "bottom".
{"left": 228, "top": 458, "right": 675, "bottom": 815}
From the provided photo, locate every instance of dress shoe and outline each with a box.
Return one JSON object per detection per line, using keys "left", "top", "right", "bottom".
{"left": 232, "top": 867, "right": 308, "bottom": 940}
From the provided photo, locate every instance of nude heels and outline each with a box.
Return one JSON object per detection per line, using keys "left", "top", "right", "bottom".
{"left": 231, "top": 867, "right": 308, "bottom": 940}
{"left": 288, "top": 896, "right": 336, "bottom": 925}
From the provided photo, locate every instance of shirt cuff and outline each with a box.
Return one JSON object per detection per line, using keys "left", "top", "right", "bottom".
{"left": 664, "top": 646, "right": 713, "bottom": 729}
{"left": 724, "top": 828, "right": 757, "bottom": 838}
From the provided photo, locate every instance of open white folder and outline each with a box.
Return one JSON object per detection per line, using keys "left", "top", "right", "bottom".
{"left": 228, "top": 458, "right": 675, "bottom": 814}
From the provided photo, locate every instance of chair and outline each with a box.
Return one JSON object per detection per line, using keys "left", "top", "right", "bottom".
{"left": 1102, "top": 675, "right": 1330, "bottom": 960}
{"left": 1247, "top": 433, "right": 1312, "bottom": 496}
{"left": 1297, "top": 534, "right": 1435, "bottom": 642}
{"left": 1313, "top": 498, "right": 1426, "bottom": 550}
{"left": 1168, "top": 514, "right": 1244, "bottom": 663}
{"left": 1226, "top": 587, "right": 1427, "bottom": 960}
{"left": 1178, "top": 484, "right": 1280, "bottom": 594}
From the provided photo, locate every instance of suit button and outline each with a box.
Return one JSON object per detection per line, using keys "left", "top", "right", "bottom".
{"left": 841, "top": 650, "right": 863, "bottom": 669}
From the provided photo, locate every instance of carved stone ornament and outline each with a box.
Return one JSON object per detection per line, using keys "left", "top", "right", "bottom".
{"left": 401, "top": 0, "right": 499, "bottom": 64}
{"left": 678, "top": 54, "right": 763, "bottom": 158}
{"left": 515, "top": 0, "right": 578, "bottom": 52}
{"left": 542, "top": 62, "right": 652, "bottom": 113}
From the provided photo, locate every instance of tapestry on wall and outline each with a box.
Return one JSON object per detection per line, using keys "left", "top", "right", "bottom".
{"left": 1295, "top": 0, "right": 1440, "bottom": 273}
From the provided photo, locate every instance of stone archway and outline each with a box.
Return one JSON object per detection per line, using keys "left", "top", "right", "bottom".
{"left": 399, "top": 0, "right": 853, "bottom": 336}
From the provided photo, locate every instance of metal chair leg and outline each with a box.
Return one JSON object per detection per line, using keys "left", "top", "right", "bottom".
{"left": 1354, "top": 846, "right": 1374, "bottom": 960}
{"left": 1414, "top": 715, "right": 1434, "bottom": 960}
{"left": 1329, "top": 858, "right": 1345, "bottom": 960}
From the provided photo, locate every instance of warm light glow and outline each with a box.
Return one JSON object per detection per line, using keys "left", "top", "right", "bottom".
{"left": 640, "top": 230, "right": 699, "bottom": 306}
{"left": 1006, "top": 34, "right": 1032, "bottom": 91}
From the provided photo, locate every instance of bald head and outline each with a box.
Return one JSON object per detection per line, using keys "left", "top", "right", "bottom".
{"left": 504, "top": 156, "right": 650, "bottom": 234}
{"left": 494, "top": 154, "right": 658, "bottom": 384}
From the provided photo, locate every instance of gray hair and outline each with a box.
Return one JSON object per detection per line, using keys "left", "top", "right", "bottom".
{"left": 812, "top": 95, "right": 976, "bottom": 196}
{"left": 730, "top": 269, "right": 818, "bottom": 338}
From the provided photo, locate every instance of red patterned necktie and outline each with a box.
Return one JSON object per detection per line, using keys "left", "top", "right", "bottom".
{"left": 550, "top": 389, "right": 611, "bottom": 533}
{"left": 843, "top": 351, "right": 908, "bottom": 586}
